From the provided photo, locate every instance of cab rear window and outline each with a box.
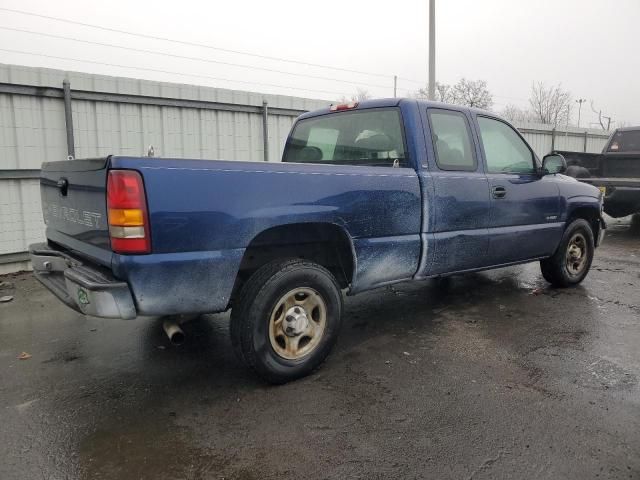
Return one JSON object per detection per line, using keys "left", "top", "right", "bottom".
{"left": 283, "top": 108, "right": 408, "bottom": 167}
{"left": 607, "top": 130, "right": 640, "bottom": 153}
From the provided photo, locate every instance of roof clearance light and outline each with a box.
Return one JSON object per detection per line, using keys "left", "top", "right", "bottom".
{"left": 330, "top": 102, "right": 358, "bottom": 112}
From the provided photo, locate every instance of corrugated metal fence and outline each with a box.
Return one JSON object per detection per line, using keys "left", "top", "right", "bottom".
{"left": 0, "top": 63, "right": 612, "bottom": 273}
{"left": 518, "top": 123, "right": 610, "bottom": 159}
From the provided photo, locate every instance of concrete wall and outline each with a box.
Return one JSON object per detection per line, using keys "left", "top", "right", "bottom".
{"left": 0, "top": 63, "right": 614, "bottom": 273}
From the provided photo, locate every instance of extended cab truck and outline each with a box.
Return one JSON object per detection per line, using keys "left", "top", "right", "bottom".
{"left": 556, "top": 126, "right": 640, "bottom": 218}
{"left": 30, "top": 99, "right": 606, "bottom": 383}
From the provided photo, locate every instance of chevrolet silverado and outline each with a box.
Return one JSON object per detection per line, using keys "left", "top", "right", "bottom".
{"left": 30, "top": 98, "right": 606, "bottom": 383}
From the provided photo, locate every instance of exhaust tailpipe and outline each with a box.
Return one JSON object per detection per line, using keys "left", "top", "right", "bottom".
{"left": 163, "top": 318, "right": 185, "bottom": 345}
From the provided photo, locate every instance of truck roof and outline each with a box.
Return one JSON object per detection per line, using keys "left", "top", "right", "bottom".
{"left": 614, "top": 126, "right": 640, "bottom": 132}
{"left": 297, "top": 97, "right": 490, "bottom": 121}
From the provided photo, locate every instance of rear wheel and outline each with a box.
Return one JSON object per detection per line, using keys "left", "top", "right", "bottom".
{"left": 540, "top": 219, "right": 594, "bottom": 287}
{"left": 230, "top": 259, "right": 343, "bottom": 384}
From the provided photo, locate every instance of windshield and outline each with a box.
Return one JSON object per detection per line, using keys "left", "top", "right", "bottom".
{"left": 607, "top": 129, "right": 640, "bottom": 153}
{"left": 282, "top": 108, "right": 408, "bottom": 167}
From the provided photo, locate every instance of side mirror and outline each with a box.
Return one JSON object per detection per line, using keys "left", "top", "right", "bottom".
{"left": 542, "top": 153, "right": 567, "bottom": 175}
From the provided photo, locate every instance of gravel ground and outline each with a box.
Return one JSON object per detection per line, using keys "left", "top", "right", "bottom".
{"left": 0, "top": 221, "right": 638, "bottom": 480}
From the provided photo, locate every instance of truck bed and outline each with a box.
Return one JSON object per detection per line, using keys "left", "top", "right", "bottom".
{"left": 554, "top": 149, "right": 640, "bottom": 217}
{"left": 39, "top": 155, "right": 423, "bottom": 315}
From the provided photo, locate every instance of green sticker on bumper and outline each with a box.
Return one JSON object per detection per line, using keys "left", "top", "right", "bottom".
{"left": 77, "top": 288, "right": 90, "bottom": 305}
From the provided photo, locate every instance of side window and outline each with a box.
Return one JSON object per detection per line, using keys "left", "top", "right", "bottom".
{"left": 477, "top": 117, "right": 535, "bottom": 174}
{"left": 428, "top": 109, "right": 476, "bottom": 171}
{"left": 282, "top": 108, "right": 408, "bottom": 167}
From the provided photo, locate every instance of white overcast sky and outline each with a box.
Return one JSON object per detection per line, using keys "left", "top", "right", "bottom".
{"left": 0, "top": 0, "right": 638, "bottom": 127}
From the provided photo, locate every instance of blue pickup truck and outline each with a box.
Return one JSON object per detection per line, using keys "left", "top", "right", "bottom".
{"left": 30, "top": 98, "right": 605, "bottom": 383}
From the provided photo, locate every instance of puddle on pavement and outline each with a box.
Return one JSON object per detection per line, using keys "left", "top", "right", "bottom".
{"left": 525, "top": 347, "right": 638, "bottom": 392}
{"left": 79, "top": 420, "right": 222, "bottom": 479}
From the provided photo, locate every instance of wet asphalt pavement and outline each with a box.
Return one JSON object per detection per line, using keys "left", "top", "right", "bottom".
{"left": 1, "top": 221, "right": 639, "bottom": 480}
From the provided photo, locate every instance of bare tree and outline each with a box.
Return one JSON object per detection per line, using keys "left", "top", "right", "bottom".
{"left": 500, "top": 104, "right": 538, "bottom": 123}
{"left": 590, "top": 101, "right": 613, "bottom": 131}
{"left": 414, "top": 78, "right": 492, "bottom": 109}
{"left": 452, "top": 78, "right": 493, "bottom": 109}
{"left": 337, "top": 88, "right": 372, "bottom": 103}
{"left": 414, "top": 82, "right": 455, "bottom": 103}
{"left": 528, "top": 82, "right": 572, "bottom": 126}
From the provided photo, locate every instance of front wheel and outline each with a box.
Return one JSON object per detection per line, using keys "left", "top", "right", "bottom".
{"left": 540, "top": 219, "right": 595, "bottom": 287}
{"left": 230, "top": 259, "right": 343, "bottom": 384}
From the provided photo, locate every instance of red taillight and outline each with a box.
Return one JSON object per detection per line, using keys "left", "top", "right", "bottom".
{"left": 107, "top": 170, "right": 151, "bottom": 254}
{"left": 330, "top": 102, "right": 358, "bottom": 112}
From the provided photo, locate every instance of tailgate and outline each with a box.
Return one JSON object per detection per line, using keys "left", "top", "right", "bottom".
{"left": 40, "top": 157, "right": 111, "bottom": 265}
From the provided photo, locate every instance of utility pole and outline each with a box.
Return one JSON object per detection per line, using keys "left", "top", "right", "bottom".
{"left": 428, "top": 0, "right": 436, "bottom": 100}
{"left": 575, "top": 98, "right": 586, "bottom": 127}
{"left": 393, "top": 75, "right": 397, "bottom": 98}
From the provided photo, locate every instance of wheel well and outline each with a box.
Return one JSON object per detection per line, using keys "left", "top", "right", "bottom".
{"left": 567, "top": 206, "right": 600, "bottom": 238}
{"left": 231, "top": 223, "right": 355, "bottom": 301}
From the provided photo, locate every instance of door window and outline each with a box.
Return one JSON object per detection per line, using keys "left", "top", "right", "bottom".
{"left": 428, "top": 110, "right": 476, "bottom": 171}
{"left": 477, "top": 117, "right": 535, "bottom": 174}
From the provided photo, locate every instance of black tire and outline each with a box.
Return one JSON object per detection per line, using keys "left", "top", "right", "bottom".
{"left": 540, "top": 219, "right": 595, "bottom": 287}
{"left": 230, "top": 259, "right": 343, "bottom": 384}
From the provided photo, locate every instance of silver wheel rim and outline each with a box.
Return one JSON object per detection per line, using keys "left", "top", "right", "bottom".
{"left": 565, "top": 232, "right": 588, "bottom": 277}
{"left": 268, "top": 287, "right": 327, "bottom": 360}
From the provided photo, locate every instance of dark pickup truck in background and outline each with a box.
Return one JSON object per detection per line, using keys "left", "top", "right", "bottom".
{"left": 557, "top": 127, "right": 640, "bottom": 218}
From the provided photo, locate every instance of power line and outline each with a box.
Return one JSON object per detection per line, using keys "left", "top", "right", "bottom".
{"left": 0, "top": 48, "right": 351, "bottom": 97}
{"left": 0, "top": 7, "right": 393, "bottom": 80}
{"left": 0, "top": 26, "right": 391, "bottom": 90}
{"left": 397, "top": 76, "right": 428, "bottom": 85}
{"left": 0, "top": 7, "right": 542, "bottom": 105}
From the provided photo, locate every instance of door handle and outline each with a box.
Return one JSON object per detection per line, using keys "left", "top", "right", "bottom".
{"left": 492, "top": 186, "right": 507, "bottom": 199}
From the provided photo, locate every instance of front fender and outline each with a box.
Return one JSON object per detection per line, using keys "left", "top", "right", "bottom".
{"left": 562, "top": 195, "right": 606, "bottom": 248}
{"left": 562, "top": 195, "right": 601, "bottom": 222}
